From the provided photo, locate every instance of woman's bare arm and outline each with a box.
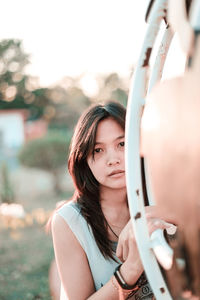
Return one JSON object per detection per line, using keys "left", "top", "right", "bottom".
{"left": 51, "top": 214, "right": 95, "bottom": 299}
{"left": 52, "top": 214, "right": 143, "bottom": 300}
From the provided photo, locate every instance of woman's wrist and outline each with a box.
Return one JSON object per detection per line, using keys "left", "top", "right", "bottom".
{"left": 119, "top": 259, "right": 143, "bottom": 286}
{"left": 112, "top": 263, "right": 144, "bottom": 299}
{"left": 114, "top": 264, "right": 140, "bottom": 290}
{"left": 111, "top": 274, "right": 139, "bottom": 299}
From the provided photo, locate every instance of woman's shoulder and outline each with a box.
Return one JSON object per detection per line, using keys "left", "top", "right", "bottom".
{"left": 51, "top": 201, "right": 82, "bottom": 237}
{"left": 55, "top": 200, "right": 88, "bottom": 230}
{"left": 54, "top": 200, "right": 82, "bottom": 225}
{"left": 51, "top": 201, "right": 81, "bottom": 232}
{"left": 57, "top": 200, "right": 81, "bottom": 215}
{"left": 52, "top": 200, "right": 93, "bottom": 252}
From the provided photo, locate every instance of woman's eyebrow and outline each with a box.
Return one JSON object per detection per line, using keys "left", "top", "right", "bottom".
{"left": 116, "top": 135, "right": 125, "bottom": 140}
{"left": 95, "top": 135, "right": 125, "bottom": 145}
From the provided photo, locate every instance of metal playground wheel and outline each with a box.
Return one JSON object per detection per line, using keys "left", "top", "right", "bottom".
{"left": 125, "top": 0, "right": 200, "bottom": 299}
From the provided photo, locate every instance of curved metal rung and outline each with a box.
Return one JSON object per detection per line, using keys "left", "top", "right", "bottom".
{"left": 145, "top": 26, "right": 174, "bottom": 207}
{"left": 145, "top": 0, "right": 156, "bottom": 23}
{"left": 147, "top": 26, "right": 174, "bottom": 93}
{"left": 190, "top": 0, "right": 200, "bottom": 30}
{"left": 126, "top": 0, "right": 173, "bottom": 299}
{"left": 150, "top": 229, "right": 174, "bottom": 270}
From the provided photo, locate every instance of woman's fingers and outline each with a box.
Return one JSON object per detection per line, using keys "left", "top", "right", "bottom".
{"left": 116, "top": 237, "right": 129, "bottom": 262}
{"left": 116, "top": 239, "right": 123, "bottom": 261}
{"left": 116, "top": 216, "right": 175, "bottom": 264}
{"left": 147, "top": 218, "right": 174, "bottom": 236}
{"left": 116, "top": 224, "right": 138, "bottom": 262}
{"left": 116, "top": 220, "right": 135, "bottom": 261}
{"left": 122, "top": 239, "right": 129, "bottom": 261}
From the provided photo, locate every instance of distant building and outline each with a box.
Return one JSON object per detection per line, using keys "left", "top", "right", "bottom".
{"left": 0, "top": 110, "right": 27, "bottom": 149}
{"left": 0, "top": 110, "right": 47, "bottom": 150}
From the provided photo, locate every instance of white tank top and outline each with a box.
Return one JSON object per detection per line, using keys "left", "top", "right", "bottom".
{"left": 57, "top": 201, "right": 154, "bottom": 300}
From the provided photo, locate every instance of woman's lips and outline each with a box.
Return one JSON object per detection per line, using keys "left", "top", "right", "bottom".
{"left": 108, "top": 170, "right": 125, "bottom": 177}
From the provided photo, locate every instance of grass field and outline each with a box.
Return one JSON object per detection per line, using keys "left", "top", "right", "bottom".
{"left": 0, "top": 191, "right": 72, "bottom": 300}
{"left": 0, "top": 225, "right": 53, "bottom": 300}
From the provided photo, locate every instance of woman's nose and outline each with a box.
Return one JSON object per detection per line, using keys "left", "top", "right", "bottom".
{"left": 107, "top": 155, "right": 120, "bottom": 166}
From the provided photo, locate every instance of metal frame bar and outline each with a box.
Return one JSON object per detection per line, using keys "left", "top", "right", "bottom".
{"left": 145, "top": 25, "right": 174, "bottom": 207}
{"left": 125, "top": 0, "right": 172, "bottom": 299}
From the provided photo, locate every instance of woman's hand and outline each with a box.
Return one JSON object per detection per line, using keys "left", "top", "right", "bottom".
{"left": 116, "top": 207, "right": 175, "bottom": 263}
{"left": 116, "top": 208, "right": 176, "bottom": 285}
{"left": 116, "top": 218, "right": 137, "bottom": 263}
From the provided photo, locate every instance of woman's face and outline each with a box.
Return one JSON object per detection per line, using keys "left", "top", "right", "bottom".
{"left": 87, "top": 117, "right": 126, "bottom": 192}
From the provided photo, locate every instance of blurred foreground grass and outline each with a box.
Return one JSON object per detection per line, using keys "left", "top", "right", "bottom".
{"left": 0, "top": 224, "right": 53, "bottom": 300}
{"left": 0, "top": 192, "right": 72, "bottom": 300}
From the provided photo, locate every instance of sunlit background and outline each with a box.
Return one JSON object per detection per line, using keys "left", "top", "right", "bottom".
{"left": 1, "top": 0, "right": 148, "bottom": 87}
{"left": 0, "top": 1, "right": 186, "bottom": 299}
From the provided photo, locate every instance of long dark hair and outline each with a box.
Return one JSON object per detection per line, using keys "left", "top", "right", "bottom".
{"left": 68, "top": 101, "right": 126, "bottom": 261}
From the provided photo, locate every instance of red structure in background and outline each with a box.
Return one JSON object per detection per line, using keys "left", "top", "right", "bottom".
{"left": 25, "top": 119, "right": 48, "bottom": 142}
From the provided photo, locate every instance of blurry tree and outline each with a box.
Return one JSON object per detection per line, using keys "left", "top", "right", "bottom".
{"left": 0, "top": 39, "right": 28, "bottom": 90}
{"left": 0, "top": 39, "right": 129, "bottom": 129}
{"left": 95, "top": 73, "right": 129, "bottom": 107}
{"left": 47, "top": 82, "right": 91, "bottom": 131}
{"left": 111, "top": 88, "right": 128, "bottom": 107}
{"left": 0, "top": 39, "right": 53, "bottom": 120}
{"left": 0, "top": 162, "right": 15, "bottom": 203}
{"left": 104, "top": 73, "right": 121, "bottom": 89}
{"left": 18, "top": 132, "right": 71, "bottom": 193}
{"left": 0, "top": 39, "right": 28, "bottom": 104}
{"left": 29, "top": 87, "right": 52, "bottom": 120}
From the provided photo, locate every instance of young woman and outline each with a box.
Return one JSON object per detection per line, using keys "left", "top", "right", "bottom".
{"left": 51, "top": 101, "right": 171, "bottom": 300}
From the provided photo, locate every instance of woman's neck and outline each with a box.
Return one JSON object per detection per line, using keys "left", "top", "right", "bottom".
{"left": 100, "top": 186, "right": 130, "bottom": 240}
{"left": 100, "top": 186, "right": 127, "bottom": 206}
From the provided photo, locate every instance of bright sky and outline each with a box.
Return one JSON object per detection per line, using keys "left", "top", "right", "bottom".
{"left": 1, "top": 0, "right": 185, "bottom": 89}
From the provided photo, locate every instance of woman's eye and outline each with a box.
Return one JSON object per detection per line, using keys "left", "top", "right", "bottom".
{"left": 94, "top": 148, "right": 102, "bottom": 154}
{"left": 119, "top": 141, "right": 125, "bottom": 147}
